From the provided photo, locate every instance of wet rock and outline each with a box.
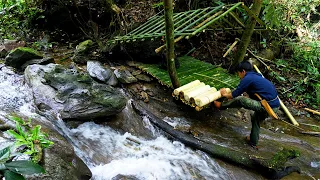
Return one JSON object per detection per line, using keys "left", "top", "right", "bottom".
{"left": 0, "top": 45, "right": 6, "bottom": 58}
{"left": 72, "top": 40, "right": 94, "bottom": 64}
{"left": 21, "top": 57, "right": 55, "bottom": 70}
{"left": 111, "top": 174, "right": 140, "bottom": 180}
{"left": 114, "top": 66, "right": 138, "bottom": 84}
{"left": 87, "top": 60, "right": 118, "bottom": 86}
{"left": 135, "top": 74, "right": 153, "bottom": 82}
{"left": 5, "top": 47, "right": 43, "bottom": 69}
{"left": 24, "top": 64, "right": 127, "bottom": 120}
{"left": 140, "top": 91, "right": 149, "bottom": 103}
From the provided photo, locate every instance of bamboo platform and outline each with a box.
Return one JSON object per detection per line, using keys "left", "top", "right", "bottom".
{"left": 131, "top": 56, "right": 239, "bottom": 110}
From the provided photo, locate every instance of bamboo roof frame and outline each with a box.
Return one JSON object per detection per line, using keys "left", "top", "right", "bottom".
{"left": 108, "top": 2, "right": 268, "bottom": 49}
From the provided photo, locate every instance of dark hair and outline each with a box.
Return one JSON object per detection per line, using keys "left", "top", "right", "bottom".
{"left": 235, "top": 61, "right": 253, "bottom": 72}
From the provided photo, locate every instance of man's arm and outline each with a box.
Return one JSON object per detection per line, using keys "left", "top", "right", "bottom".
{"left": 220, "top": 88, "right": 233, "bottom": 99}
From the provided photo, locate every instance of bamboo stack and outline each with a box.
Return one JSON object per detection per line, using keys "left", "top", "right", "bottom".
{"left": 173, "top": 80, "right": 231, "bottom": 111}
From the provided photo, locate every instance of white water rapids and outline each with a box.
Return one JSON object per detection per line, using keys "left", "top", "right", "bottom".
{"left": 0, "top": 65, "right": 235, "bottom": 180}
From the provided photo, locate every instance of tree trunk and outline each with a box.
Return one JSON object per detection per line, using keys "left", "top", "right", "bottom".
{"left": 132, "top": 101, "right": 300, "bottom": 179}
{"left": 164, "top": 0, "right": 180, "bottom": 88}
{"left": 234, "top": 0, "right": 263, "bottom": 64}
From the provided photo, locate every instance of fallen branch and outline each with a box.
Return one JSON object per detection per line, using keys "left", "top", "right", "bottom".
{"left": 132, "top": 101, "right": 300, "bottom": 179}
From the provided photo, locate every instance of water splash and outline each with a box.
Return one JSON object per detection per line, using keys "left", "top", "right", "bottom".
{"left": 70, "top": 122, "right": 234, "bottom": 180}
{"left": 0, "top": 66, "right": 35, "bottom": 115}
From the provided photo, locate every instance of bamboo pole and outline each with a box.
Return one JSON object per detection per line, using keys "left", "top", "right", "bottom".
{"left": 253, "top": 65, "right": 299, "bottom": 126}
{"left": 164, "top": 0, "right": 180, "bottom": 88}
{"left": 229, "top": 11, "right": 245, "bottom": 28}
{"left": 192, "top": 2, "right": 242, "bottom": 36}
{"left": 304, "top": 108, "right": 320, "bottom": 116}
{"left": 241, "top": 3, "right": 266, "bottom": 26}
{"left": 156, "top": 10, "right": 223, "bottom": 53}
{"left": 223, "top": 38, "right": 240, "bottom": 57}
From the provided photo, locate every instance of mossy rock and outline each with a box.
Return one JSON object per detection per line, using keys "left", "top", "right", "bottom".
{"left": 5, "top": 47, "right": 43, "bottom": 69}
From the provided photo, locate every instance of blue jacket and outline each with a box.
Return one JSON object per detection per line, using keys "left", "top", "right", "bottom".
{"left": 232, "top": 71, "right": 280, "bottom": 108}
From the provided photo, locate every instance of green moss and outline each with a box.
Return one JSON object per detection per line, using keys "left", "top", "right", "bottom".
{"left": 76, "top": 40, "right": 93, "bottom": 52}
{"left": 13, "top": 47, "right": 42, "bottom": 57}
{"left": 267, "top": 149, "right": 300, "bottom": 169}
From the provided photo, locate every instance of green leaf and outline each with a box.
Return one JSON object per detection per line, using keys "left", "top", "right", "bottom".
{"left": 31, "top": 125, "right": 41, "bottom": 140}
{"left": 6, "top": 130, "right": 25, "bottom": 142}
{"left": 14, "top": 141, "right": 30, "bottom": 148}
{"left": 23, "top": 150, "right": 34, "bottom": 155}
{"left": 3, "top": 170, "right": 25, "bottom": 180}
{"left": 9, "top": 116, "right": 25, "bottom": 125}
{"left": 0, "top": 163, "right": 6, "bottom": 170}
{"left": 16, "top": 122, "right": 27, "bottom": 139}
{"left": 0, "top": 146, "right": 11, "bottom": 162}
{"left": 5, "top": 160, "right": 45, "bottom": 175}
{"left": 40, "top": 139, "right": 54, "bottom": 148}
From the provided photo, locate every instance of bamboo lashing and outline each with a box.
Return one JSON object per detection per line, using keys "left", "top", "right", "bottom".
{"left": 253, "top": 64, "right": 299, "bottom": 126}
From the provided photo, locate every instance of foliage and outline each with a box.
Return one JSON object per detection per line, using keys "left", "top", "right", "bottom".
{"left": 5, "top": 116, "right": 54, "bottom": 163}
{"left": 152, "top": 1, "right": 164, "bottom": 9}
{"left": 0, "top": 146, "right": 45, "bottom": 180}
{"left": 260, "top": 0, "right": 320, "bottom": 107}
{"left": 262, "top": 0, "right": 320, "bottom": 32}
{"left": 271, "top": 40, "right": 320, "bottom": 107}
{"left": 0, "top": 0, "right": 43, "bottom": 40}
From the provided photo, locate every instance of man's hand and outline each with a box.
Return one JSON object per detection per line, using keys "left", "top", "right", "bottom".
{"left": 220, "top": 88, "right": 233, "bottom": 99}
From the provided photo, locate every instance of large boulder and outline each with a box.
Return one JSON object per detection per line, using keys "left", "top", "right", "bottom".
{"left": 24, "top": 64, "right": 127, "bottom": 120}
{"left": 5, "top": 47, "right": 43, "bottom": 69}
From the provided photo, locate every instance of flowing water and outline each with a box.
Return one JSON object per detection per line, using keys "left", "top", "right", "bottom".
{"left": 0, "top": 65, "right": 236, "bottom": 180}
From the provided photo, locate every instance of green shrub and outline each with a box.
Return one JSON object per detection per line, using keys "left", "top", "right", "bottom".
{"left": 6, "top": 116, "right": 54, "bottom": 163}
{"left": 0, "top": 146, "right": 45, "bottom": 180}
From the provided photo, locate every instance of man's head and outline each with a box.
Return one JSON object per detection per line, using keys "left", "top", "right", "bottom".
{"left": 235, "top": 61, "right": 253, "bottom": 79}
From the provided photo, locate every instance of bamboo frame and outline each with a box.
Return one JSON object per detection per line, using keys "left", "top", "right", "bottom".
{"left": 241, "top": 3, "right": 266, "bottom": 26}
{"left": 109, "top": 2, "right": 261, "bottom": 44}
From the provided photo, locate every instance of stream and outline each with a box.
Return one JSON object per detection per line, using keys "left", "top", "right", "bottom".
{"left": 0, "top": 64, "right": 240, "bottom": 179}
{"left": 0, "top": 63, "right": 319, "bottom": 180}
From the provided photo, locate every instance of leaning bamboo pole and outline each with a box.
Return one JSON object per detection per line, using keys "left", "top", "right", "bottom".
{"left": 253, "top": 65, "right": 299, "bottom": 126}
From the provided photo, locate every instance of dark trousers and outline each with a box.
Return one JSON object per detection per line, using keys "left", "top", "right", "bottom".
{"left": 221, "top": 96, "right": 278, "bottom": 146}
